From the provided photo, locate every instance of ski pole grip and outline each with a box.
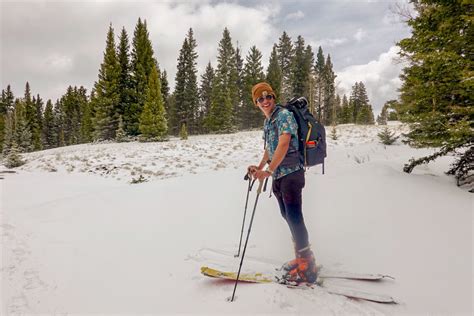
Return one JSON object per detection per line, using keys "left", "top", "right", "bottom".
{"left": 256, "top": 179, "right": 264, "bottom": 194}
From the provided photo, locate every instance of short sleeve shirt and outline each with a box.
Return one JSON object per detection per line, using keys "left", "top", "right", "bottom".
{"left": 263, "top": 106, "right": 303, "bottom": 179}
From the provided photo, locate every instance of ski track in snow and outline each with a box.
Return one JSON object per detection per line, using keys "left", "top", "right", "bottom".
{"left": 1, "top": 222, "right": 54, "bottom": 315}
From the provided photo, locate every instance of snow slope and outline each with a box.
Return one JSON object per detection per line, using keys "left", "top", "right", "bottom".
{"left": 1, "top": 123, "right": 472, "bottom": 315}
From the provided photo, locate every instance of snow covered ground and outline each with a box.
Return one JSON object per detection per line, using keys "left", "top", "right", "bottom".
{"left": 1, "top": 123, "right": 472, "bottom": 315}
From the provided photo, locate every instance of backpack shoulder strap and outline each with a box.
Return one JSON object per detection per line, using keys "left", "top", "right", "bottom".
{"left": 270, "top": 105, "right": 283, "bottom": 121}
{"left": 264, "top": 105, "right": 283, "bottom": 150}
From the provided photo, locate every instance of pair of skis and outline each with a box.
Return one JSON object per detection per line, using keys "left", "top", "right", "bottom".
{"left": 198, "top": 247, "right": 396, "bottom": 304}
{"left": 200, "top": 265, "right": 396, "bottom": 304}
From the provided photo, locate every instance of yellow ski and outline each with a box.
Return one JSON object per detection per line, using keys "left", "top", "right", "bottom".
{"left": 200, "top": 266, "right": 273, "bottom": 283}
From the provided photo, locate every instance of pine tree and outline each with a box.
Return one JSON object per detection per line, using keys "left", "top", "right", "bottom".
{"left": 356, "top": 104, "right": 375, "bottom": 125}
{"left": 115, "top": 115, "right": 127, "bottom": 142}
{"left": 117, "top": 27, "right": 133, "bottom": 127}
{"left": 2, "top": 112, "right": 14, "bottom": 157}
{"left": 76, "top": 87, "right": 88, "bottom": 143}
{"left": 51, "top": 100, "right": 65, "bottom": 148}
{"left": 228, "top": 39, "right": 240, "bottom": 130}
{"left": 377, "top": 100, "right": 392, "bottom": 125}
{"left": 1, "top": 86, "right": 14, "bottom": 150}
{"left": 160, "top": 69, "right": 170, "bottom": 127}
{"left": 160, "top": 70, "right": 170, "bottom": 105}
{"left": 174, "top": 28, "right": 199, "bottom": 136}
{"left": 14, "top": 100, "right": 32, "bottom": 153}
{"left": 80, "top": 96, "right": 93, "bottom": 143}
{"left": 340, "top": 94, "right": 352, "bottom": 124}
{"left": 306, "top": 45, "right": 317, "bottom": 116}
{"left": 334, "top": 94, "right": 342, "bottom": 125}
{"left": 184, "top": 29, "right": 200, "bottom": 135}
{"left": 139, "top": 64, "right": 167, "bottom": 141}
{"left": 0, "top": 85, "right": 16, "bottom": 151}
{"left": 23, "top": 82, "right": 38, "bottom": 152}
{"left": 71, "top": 87, "right": 87, "bottom": 145}
{"left": 33, "top": 94, "right": 44, "bottom": 150}
{"left": 378, "top": 127, "right": 399, "bottom": 145}
{"left": 173, "top": 36, "right": 187, "bottom": 135}
{"left": 368, "top": 105, "right": 375, "bottom": 124}
{"left": 53, "top": 100, "right": 65, "bottom": 147}
{"left": 330, "top": 126, "right": 338, "bottom": 141}
{"left": 291, "top": 36, "right": 312, "bottom": 99}
{"left": 23, "top": 82, "right": 32, "bottom": 108}
{"left": 277, "top": 31, "right": 294, "bottom": 103}
{"left": 1, "top": 85, "right": 15, "bottom": 113}
{"left": 198, "top": 62, "right": 214, "bottom": 134}
{"left": 266, "top": 44, "right": 282, "bottom": 103}
{"left": 167, "top": 93, "right": 177, "bottom": 135}
{"left": 42, "top": 99, "right": 56, "bottom": 149}
{"left": 1, "top": 113, "right": 13, "bottom": 158}
{"left": 59, "top": 86, "right": 85, "bottom": 145}
{"left": 357, "top": 82, "right": 374, "bottom": 125}
{"left": 179, "top": 122, "right": 188, "bottom": 140}
{"left": 0, "top": 89, "right": 8, "bottom": 151}
{"left": 5, "top": 140, "right": 25, "bottom": 168}
{"left": 397, "top": 0, "right": 472, "bottom": 188}
{"left": 314, "top": 47, "right": 325, "bottom": 120}
{"left": 206, "top": 28, "right": 237, "bottom": 133}
{"left": 128, "top": 18, "right": 157, "bottom": 135}
{"left": 93, "top": 24, "right": 121, "bottom": 140}
{"left": 385, "top": 100, "right": 400, "bottom": 121}
{"left": 242, "top": 46, "right": 265, "bottom": 129}
{"left": 323, "top": 54, "right": 337, "bottom": 125}
{"left": 349, "top": 82, "right": 359, "bottom": 123}
{"left": 234, "top": 45, "right": 245, "bottom": 130}
{"left": 357, "top": 82, "right": 371, "bottom": 120}
{"left": 350, "top": 82, "right": 373, "bottom": 124}
{"left": 0, "top": 113, "right": 5, "bottom": 151}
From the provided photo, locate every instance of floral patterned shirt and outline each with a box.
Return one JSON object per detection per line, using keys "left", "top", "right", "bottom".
{"left": 263, "top": 106, "right": 303, "bottom": 179}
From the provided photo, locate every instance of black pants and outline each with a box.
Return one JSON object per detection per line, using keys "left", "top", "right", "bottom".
{"left": 272, "top": 169, "right": 309, "bottom": 252}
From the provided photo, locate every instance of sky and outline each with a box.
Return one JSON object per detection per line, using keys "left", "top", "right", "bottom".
{"left": 0, "top": 0, "right": 413, "bottom": 116}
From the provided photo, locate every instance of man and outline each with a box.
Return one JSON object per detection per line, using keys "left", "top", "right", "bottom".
{"left": 247, "top": 82, "right": 318, "bottom": 284}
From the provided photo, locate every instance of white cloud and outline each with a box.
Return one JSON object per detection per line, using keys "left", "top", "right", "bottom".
{"left": 354, "top": 28, "right": 366, "bottom": 42}
{"left": 335, "top": 46, "right": 408, "bottom": 115}
{"left": 285, "top": 10, "right": 304, "bottom": 20}
{"left": 44, "top": 54, "right": 74, "bottom": 72}
{"left": 310, "top": 38, "right": 348, "bottom": 49}
{"left": 1, "top": 1, "right": 280, "bottom": 102}
{"left": 382, "top": 12, "right": 400, "bottom": 25}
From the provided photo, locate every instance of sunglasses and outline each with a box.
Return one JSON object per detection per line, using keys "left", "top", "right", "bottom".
{"left": 256, "top": 95, "right": 273, "bottom": 104}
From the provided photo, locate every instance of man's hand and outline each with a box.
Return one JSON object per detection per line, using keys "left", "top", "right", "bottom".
{"left": 253, "top": 169, "right": 271, "bottom": 181}
{"left": 247, "top": 165, "right": 258, "bottom": 177}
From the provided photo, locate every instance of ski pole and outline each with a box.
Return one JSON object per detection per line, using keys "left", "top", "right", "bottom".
{"left": 235, "top": 173, "right": 255, "bottom": 257}
{"left": 230, "top": 177, "right": 268, "bottom": 302}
